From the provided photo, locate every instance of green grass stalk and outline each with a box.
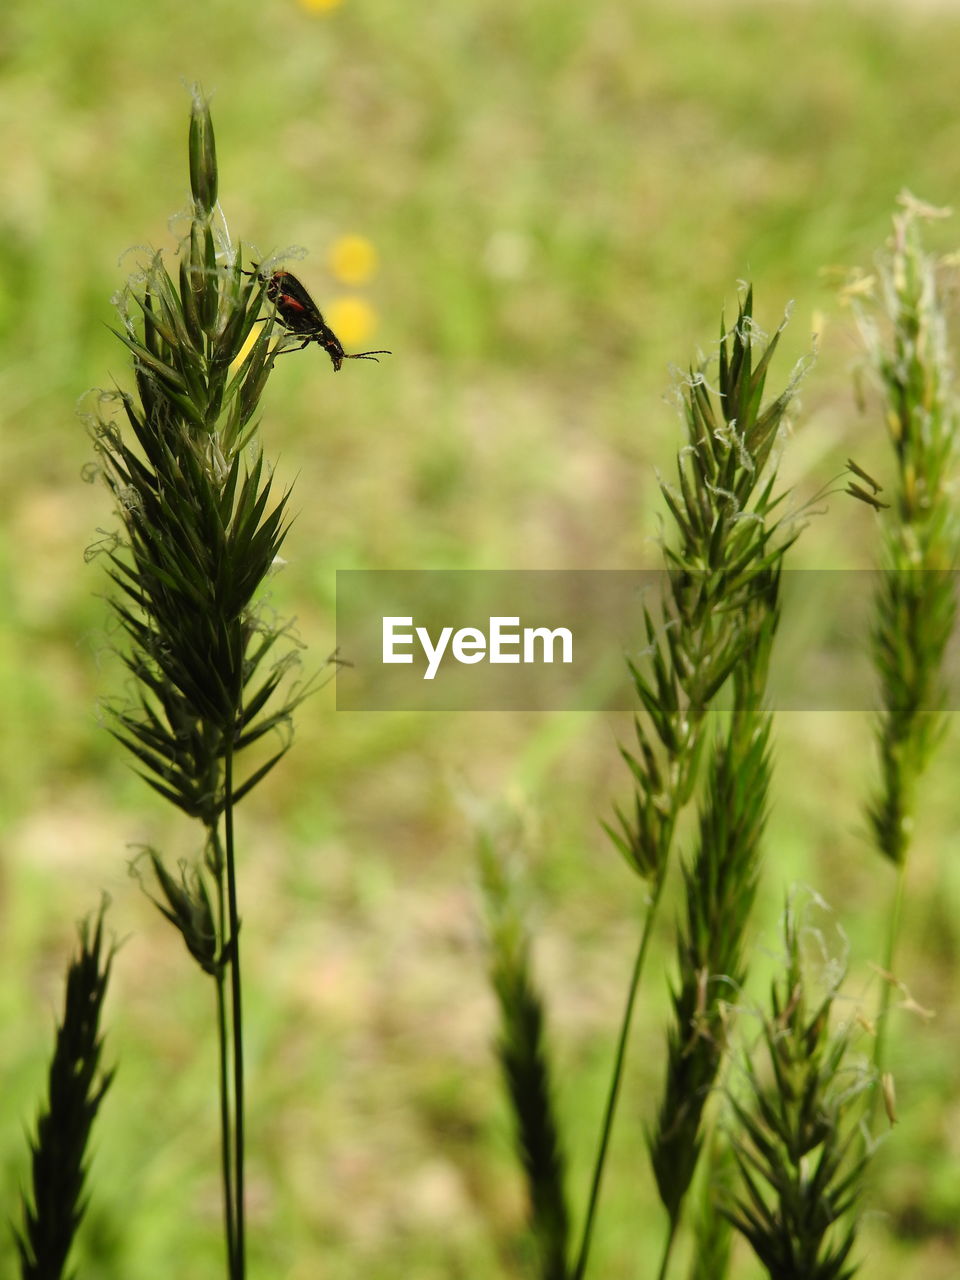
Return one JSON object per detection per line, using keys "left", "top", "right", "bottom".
{"left": 223, "top": 743, "right": 245, "bottom": 1278}
{"left": 849, "top": 194, "right": 959, "bottom": 1079}
{"left": 721, "top": 897, "right": 875, "bottom": 1279}
{"left": 89, "top": 89, "right": 312, "bottom": 1277}
{"left": 572, "top": 882, "right": 664, "bottom": 1280}
{"left": 215, "top": 967, "right": 237, "bottom": 1277}
{"left": 15, "top": 902, "right": 115, "bottom": 1280}
{"left": 577, "top": 292, "right": 805, "bottom": 1278}
{"left": 479, "top": 833, "right": 571, "bottom": 1280}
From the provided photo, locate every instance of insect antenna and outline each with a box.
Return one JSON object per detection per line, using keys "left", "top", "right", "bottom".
{"left": 343, "top": 349, "right": 392, "bottom": 363}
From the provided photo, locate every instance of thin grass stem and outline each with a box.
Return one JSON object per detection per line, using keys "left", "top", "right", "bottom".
{"left": 572, "top": 869, "right": 667, "bottom": 1280}
{"left": 215, "top": 971, "right": 237, "bottom": 1278}
{"left": 224, "top": 737, "right": 246, "bottom": 1280}
{"left": 656, "top": 1218, "right": 679, "bottom": 1280}
{"left": 872, "top": 858, "right": 906, "bottom": 1086}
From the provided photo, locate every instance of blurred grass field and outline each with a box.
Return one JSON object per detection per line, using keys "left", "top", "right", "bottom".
{"left": 3, "top": 0, "right": 960, "bottom": 1276}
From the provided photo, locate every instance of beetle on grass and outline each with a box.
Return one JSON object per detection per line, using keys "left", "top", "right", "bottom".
{"left": 245, "top": 265, "right": 391, "bottom": 371}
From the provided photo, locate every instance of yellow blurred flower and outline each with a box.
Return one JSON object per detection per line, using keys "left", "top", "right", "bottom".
{"left": 297, "top": 0, "right": 343, "bottom": 12}
{"left": 325, "top": 296, "right": 378, "bottom": 346}
{"left": 229, "top": 323, "right": 261, "bottom": 375}
{"left": 328, "top": 235, "right": 379, "bottom": 285}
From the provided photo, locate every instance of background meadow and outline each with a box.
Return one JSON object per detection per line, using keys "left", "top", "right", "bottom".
{"left": 2, "top": 0, "right": 960, "bottom": 1276}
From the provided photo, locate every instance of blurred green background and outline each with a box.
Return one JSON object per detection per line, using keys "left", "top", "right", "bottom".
{"left": 2, "top": 0, "right": 960, "bottom": 1276}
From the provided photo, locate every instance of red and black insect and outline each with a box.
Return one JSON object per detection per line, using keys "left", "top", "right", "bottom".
{"left": 247, "top": 266, "right": 391, "bottom": 372}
